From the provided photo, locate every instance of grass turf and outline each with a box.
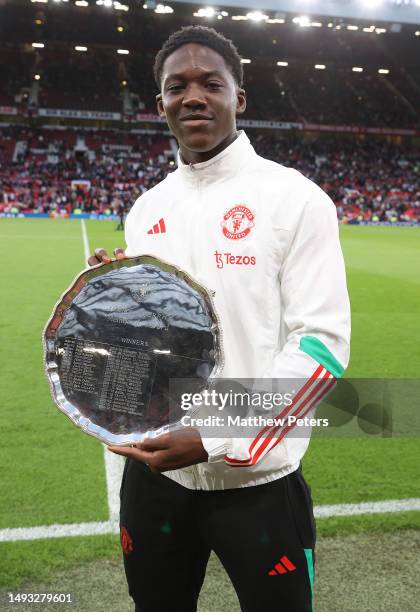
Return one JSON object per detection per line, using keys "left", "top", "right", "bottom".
{"left": 0, "top": 219, "right": 108, "bottom": 529}
{"left": 2, "top": 529, "right": 420, "bottom": 611}
{"left": 340, "top": 225, "right": 420, "bottom": 378}
{"left": 0, "top": 218, "right": 419, "bottom": 591}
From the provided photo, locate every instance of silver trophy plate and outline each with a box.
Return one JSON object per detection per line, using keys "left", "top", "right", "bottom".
{"left": 43, "top": 256, "right": 223, "bottom": 445}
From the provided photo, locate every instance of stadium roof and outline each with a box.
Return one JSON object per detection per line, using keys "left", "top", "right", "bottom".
{"left": 10, "top": 0, "right": 420, "bottom": 26}
{"left": 171, "top": 0, "right": 420, "bottom": 25}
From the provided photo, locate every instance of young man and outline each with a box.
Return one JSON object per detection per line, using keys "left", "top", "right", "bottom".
{"left": 90, "top": 26, "right": 350, "bottom": 612}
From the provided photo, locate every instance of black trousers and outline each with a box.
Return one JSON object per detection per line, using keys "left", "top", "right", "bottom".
{"left": 120, "top": 460, "right": 316, "bottom": 612}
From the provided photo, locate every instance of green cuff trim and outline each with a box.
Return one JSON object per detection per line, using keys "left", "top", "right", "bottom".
{"left": 304, "top": 548, "right": 315, "bottom": 612}
{"left": 299, "top": 336, "right": 344, "bottom": 379}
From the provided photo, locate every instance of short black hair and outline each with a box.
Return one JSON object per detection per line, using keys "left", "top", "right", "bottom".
{"left": 153, "top": 25, "right": 244, "bottom": 90}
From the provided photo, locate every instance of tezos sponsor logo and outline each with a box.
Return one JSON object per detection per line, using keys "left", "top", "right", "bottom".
{"left": 221, "top": 205, "right": 255, "bottom": 240}
{"left": 214, "top": 251, "right": 256, "bottom": 269}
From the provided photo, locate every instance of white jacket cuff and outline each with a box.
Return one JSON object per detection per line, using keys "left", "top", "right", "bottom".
{"left": 201, "top": 437, "right": 230, "bottom": 463}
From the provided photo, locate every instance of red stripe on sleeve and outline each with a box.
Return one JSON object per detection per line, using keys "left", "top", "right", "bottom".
{"left": 224, "top": 365, "right": 327, "bottom": 467}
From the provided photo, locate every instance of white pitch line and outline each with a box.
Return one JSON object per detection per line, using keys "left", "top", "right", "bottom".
{"left": 0, "top": 521, "right": 119, "bottom": 543}
{"left": 80, "top": 219, "right": 125, "bottom": 522}
{"left": 1, "top": 498, "right": 419, "bottom": 542}
{"left": 104, "top": 450, "right": 125, "bottom": 521}
{"left": 80, "top": 219, "right": 91, "bottom": 262}
{"left": 314, "top": 497, "right": 420, "bottom": 518}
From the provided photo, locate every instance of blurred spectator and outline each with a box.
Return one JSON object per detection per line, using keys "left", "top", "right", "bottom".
{"left": 0, "top": 127, "right": 173, "bottom": 217}
{"left": 0, "top": 126, "right": 418, "bottom": 223}
{"left": 253, "top": 134, "right": 420, "bottom": 223}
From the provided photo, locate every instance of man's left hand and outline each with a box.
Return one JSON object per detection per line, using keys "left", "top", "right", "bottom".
{"left": 107, "top": 427, "right": 208, "bottom": 472}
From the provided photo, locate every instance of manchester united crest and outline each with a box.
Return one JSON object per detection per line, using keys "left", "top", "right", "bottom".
{"left": 221, "top": 205, "right": 255, "bottom": 240}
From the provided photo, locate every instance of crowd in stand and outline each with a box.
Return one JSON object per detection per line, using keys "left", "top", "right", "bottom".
{"left": 253, "top": 134, "right": 420, "bottom": 223}
{"left": 0, "top": 126, "right": 419, "bottom": 223}
{"left": 0, "top": 126, "right": 173, "bottom": 217}
{"left": 1, "top": 2, "right": 418, "bottom": 222}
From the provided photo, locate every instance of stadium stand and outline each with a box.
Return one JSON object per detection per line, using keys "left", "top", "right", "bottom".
{"left": 253, "top": 134, "right": 420, "bottom": 222}
{"left": 0, "top": 1, "right": 418, "bottom": 223}
{"left": 0, "top": 126, "right": 172, "bottom": 215}
{"left": 1, "top": 1, "right": 419, "bottom": 125}
{"left": 1, "top": 126, "right": 418, "bottom": 222}
{"left": 39, "top": 48, "right": 122, "bottom": 112}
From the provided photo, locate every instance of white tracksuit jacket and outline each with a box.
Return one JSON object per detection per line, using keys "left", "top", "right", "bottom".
{"left": 125, "top": 130, "right": 351, "bottom": 490}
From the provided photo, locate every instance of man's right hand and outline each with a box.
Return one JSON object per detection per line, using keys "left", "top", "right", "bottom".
{"left": 87, "top": 247, "right": 126, "bottom": 267}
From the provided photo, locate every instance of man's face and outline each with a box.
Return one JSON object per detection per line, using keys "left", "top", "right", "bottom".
{"left": 156, "top": 43, "right": 246, "bottom": 164}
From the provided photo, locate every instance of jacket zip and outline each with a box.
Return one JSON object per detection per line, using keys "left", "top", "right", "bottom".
{"left": 188, "top": 163, "right": 202, "bottom": 277}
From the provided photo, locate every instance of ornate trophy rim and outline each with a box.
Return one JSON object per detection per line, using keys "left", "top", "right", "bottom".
{"left": 42, "top": 254, "right": 224, "bottom": 445}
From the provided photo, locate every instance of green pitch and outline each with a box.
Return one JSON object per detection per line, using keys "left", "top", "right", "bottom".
{"left": 0, "top": 219, "right": 419, "bottom": 589}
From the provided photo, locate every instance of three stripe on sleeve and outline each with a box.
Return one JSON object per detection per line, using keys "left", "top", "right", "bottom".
{"left": 224, "top": 365, "right": 335, "bottom": 467}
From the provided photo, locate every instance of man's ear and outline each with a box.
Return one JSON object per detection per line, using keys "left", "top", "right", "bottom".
{"left": 235, "top": 88, "right": 246, "bottom": 116}
{"left": 156, "top": 93, "right": 165, "bottom": 118}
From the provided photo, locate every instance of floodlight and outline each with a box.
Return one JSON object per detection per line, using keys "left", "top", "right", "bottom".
{"left": 32, "top": 42, "right": 45, "bottom": 48}
{"left": 352, "top": 67, "right": 363, "bottom": 72}
{"left": 241, "top": 59, "right": 251, "bottom": 64}
{"left": 315, "top": 64, "right": 326, "bottom": 69}
{"left": 277, "top": 61, "right": 288, "bottom": 66}
{"left": 195, "top": 7, "right": 216, "bottom": 18}
{"left": 293, "top": 16, "right": 310, "bottom": 27}
{"left": 117, "top": 49, "right": 129, "bottom": 54}
{"left": 75, "top": 45, "right": 88, "bottom": 51}
{"left": 155, "top": 4, "right": 174, "bottom": 13}
{"left": 246, "top": 11, "right": 268, "bottom": 22}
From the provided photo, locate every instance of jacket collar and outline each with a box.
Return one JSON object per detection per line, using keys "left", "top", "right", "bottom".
{"left": 175, "top": 130, "right": 257, "bottom": 184}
